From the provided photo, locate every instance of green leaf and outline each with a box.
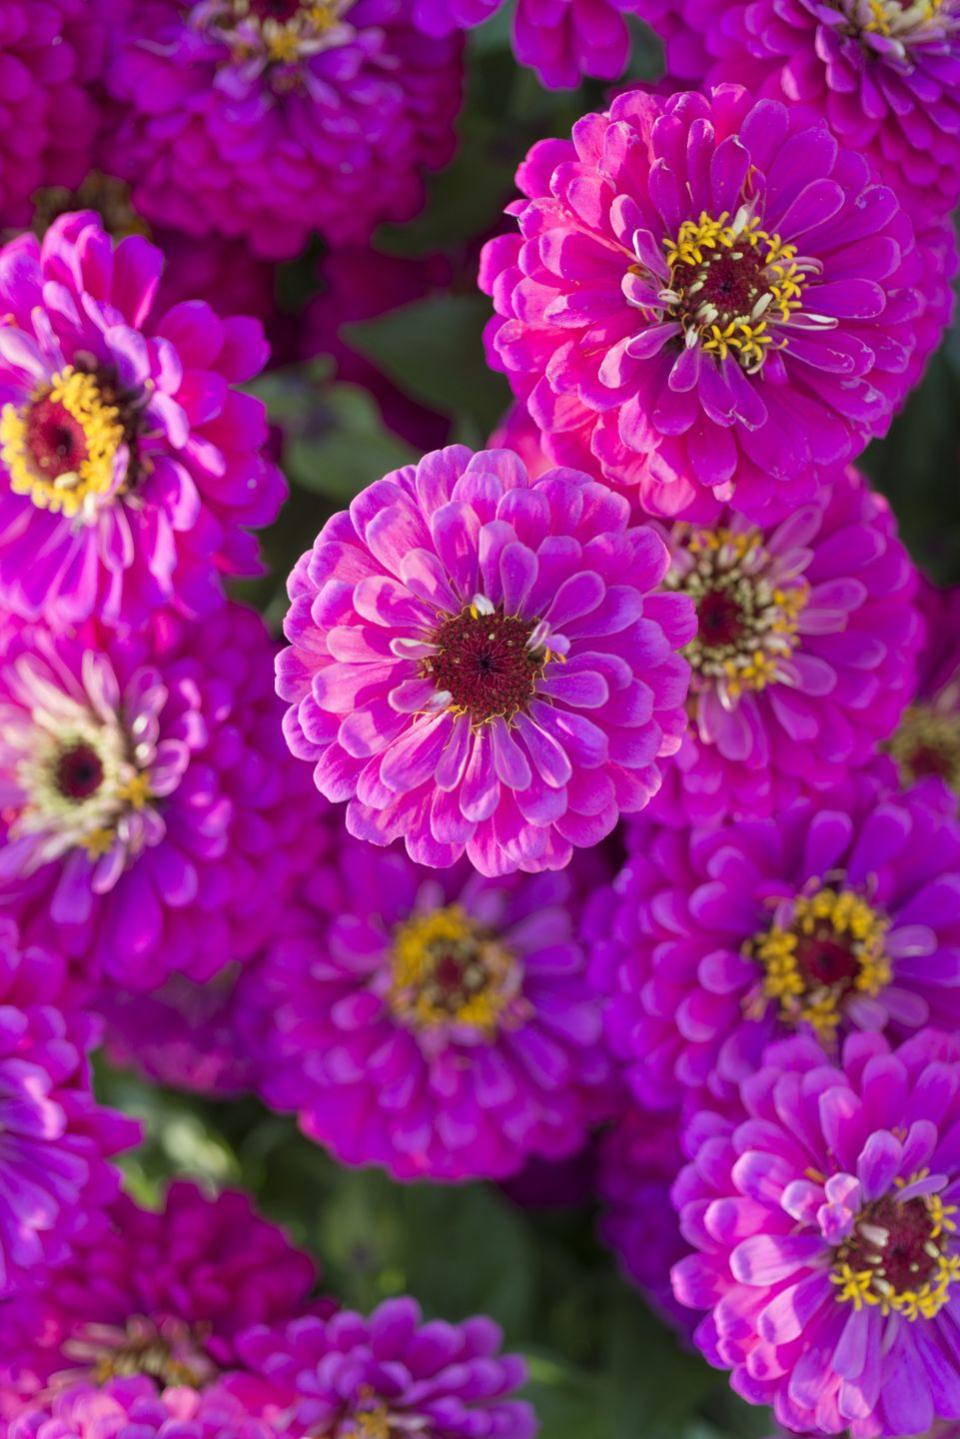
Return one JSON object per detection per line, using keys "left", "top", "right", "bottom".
{"left": 344, "top": 294, "right": 510, "bottom": 432}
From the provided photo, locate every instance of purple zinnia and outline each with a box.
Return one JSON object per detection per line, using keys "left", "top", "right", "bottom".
{"left": 643, "top": 0, "right": 960, "bottom": 227}
{"left": 277, "top": 444, "right": 695, "bottom": 875}
{"left": 0, "top": 3, "right": 109, "bottom": 228}
{"left": 592, "top": 773, "right": 960, "bottom": 1107}
{"left": 886, "top": 576, "right": 960, "bottom": 805}
{"left": 650, "top": 466, "right": 922, "bottom": 827}
{"left": 0, "top": 602, "right": 329, "bottom": 993}
{"left": 220, "top": 1299, "right": 538, "bottom": 1439}
{"left": 0, "top": 1182, "right": 324, "bottom": 1415}
{"left": 479, "top": 85, "right": 932, "bottom": 523}
{"left": 413, "top": 0, "right": 651, "bottom": 88}
{"left": 101, "top": 0, "right": 462, "bottom": 261}
{"left": 0, "top": 916, "right": 138, "bottom": 1299}
{"left": 597, "top": 1105, "right": 695, "bottom": 1337}
{"left": 672, "top": 1029, "right": 960, "bottom": 1436}
{"left": 0, "top": 211, "right": 284, "bottom": 627}
{"left": 254, "top": 837, "right": 615, "bottom": 1182}
{"left": 7, "top": 1378, "right": 273, "bottom": 1439}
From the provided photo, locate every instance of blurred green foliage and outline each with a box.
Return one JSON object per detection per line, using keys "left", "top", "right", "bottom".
{"left": 100, "top": 10, "right": 959, "bottom": 1439}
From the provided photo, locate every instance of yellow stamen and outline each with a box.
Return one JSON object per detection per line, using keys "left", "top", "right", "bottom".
{"left": 1, "top": 367, "right": 124, "bottom": 522}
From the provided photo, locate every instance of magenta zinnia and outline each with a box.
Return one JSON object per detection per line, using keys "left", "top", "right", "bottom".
{"left": 0, "top": 916, "right": 138, "bottom": 1300}
{"left": 254, "top": 838, "right": 615, "bottom": 1182}
{"left": 277, "top": 444, "right": 695, "bottom": 875}
{"left": 650, "top": 467, "right": 922, "bottom": 826}
{"left": 592, "top": 773, "right": 960, "bottom": 1106}
{"left": 7, "top": 1378, "right": 273, "bottom": 1439}
{"left": 480, "top": 86, "right": 929, "bottom": 522}
{"left": 101, "top": 0, "right": 462, "bottom": 260}
{"left": 0, "top": 211, "right": 283, "bottom": 627}
{"left": 672, "top": 1030, "right": 960, "bottom": 1436}
{"left": 0, "top": 603, "right": 328, "bottom": 993}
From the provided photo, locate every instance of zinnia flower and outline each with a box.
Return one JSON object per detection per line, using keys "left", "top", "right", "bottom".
{"left": 672, "top": 1029, "right": 960, "bottom": 1436}
{"left": 221, "top": 1298, "right": 537, "bottom": 1439}
{"left": 413, "top": 0, "right": 650, "bottom": 88}
{"left": 254, "top": 838, "right": 615, "bottom": 1181}
{"left": 0, "top": 3, "right": 109, "bottom": 228}
{"left": 479, "top": 85, "right": 930, "bottom": 523}
{"left": 0, "top": 602, "right": 329, "bottom": 993}
{"left": 643, "top": 0, "right": 960, "bottom": 228}
{"left": 597, "top": 1105, "right": 695, "bottom": 1336}
{"left": 277, "top": 444, "right": 695, "bottom": 875}
{"left": 650, "top": 467, "right": 922, "bottom": 826}
{"left": 0, "top": 211, "right": 284, "bottom": 627}
{"left": 591, "top": 773, "right": 960, "bottom": 1107}
{"left": 100, "top": 0, "right": 462, "bottom": 261}
{"left": 885, "top": 576, "right": 960, "bottom": 805}
{"left": 0, "top": 1183, "right": 324, "bottom": 1414}
{"left": 0, "top": 916, "right": 138, "bottom": 1299}
{"left": 8, "top": 1377, "right": 273, "bottom": 1439}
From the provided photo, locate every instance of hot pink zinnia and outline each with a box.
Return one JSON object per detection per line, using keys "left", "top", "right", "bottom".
{"left": 650, "top": 466, "right": 922, "bottom": 827}
{"left": 0, "top": 603, "right": 329, "bottom": 994}
{"left": 0, "top": 211, "right": 284, "bottom": 627}
{"left": 221, "top": 1299, "right": 537, "bottom": 1439}
{"left": 254, "top": 837, "right": 615, "bottom": 1182}
{"left": 591, "top": 773, "right": 960, "bottom": 1107}
{"left": 0, "top": 3, "right": 110, "bottom": 228}
{"left": 276, "top": 444, "right": 695, "bottom": 876}
{"left": 672, "top": 1029, "right": 960, "bottom": 1436}
{"left": 0, "top": 916, "right": 138, "bottom": 1299}
{"left": 642, "top": 0, "right": 960, "bottom": 227}
{"left": 480, "top": 85, "right": 930, "bottom": 523}
{"left": 0, "top": 1183, "right": 324, "bottom": 1415}
{"left": 100, "top": 0, "right": 462, "bottom": 261}
{"left": 7, "top": 1377, "right": 273, "bottom": 1439}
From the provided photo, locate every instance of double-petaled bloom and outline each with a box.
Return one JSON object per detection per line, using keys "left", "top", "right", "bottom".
{"left": 672, "top": 1030, "right": 960, "bottom": 1436}
{"left": 591, "top": 773, "right": 960, "bottom": 1106}
{"left": 277, "top": 445, "right": 695, "bottom": 875}
{"left": 0, "top": 603, "right": 327, "bottom": 992}
{"left": 254, "top": 838, "right": 615, "bottom": 1181}
{"left": 0, "top": 917, "right": 138, "bottom": 1300}
{"left": 100, "top": 0, "right": 462, "bottom": 260}
{"left": 650, "top": 467, "right": 922, "bottom": 826}
{"left": 7, "top": 1378, "right": 273, "bottom": 1439}
{"left": 0, "top": 212, "right": 283, "bottom": 627}
{"left": 480, "top": 86, "right": 941, "bottom": 522}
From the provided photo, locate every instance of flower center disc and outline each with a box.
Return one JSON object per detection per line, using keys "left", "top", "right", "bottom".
{"left": 747, "top": 887, "right": 892, "bottom": 1039}
{"left": 426, "top": 605, "right": 546, "bottom": 725}
{"left": 55, "top": 742, "right": 105, "bottom": 802}
{"left": 65, "top": 1316, "right": 216, "bottom": 1392}
{"left": 388, "top": 904, "right": 520, "bottom": 1034}
{"left": 696, "top": 589, "right": 745, "bottom": 647}
{"left": 888, "top": 705, "right": 960, "bottom": 794}
{"left": 832, "top": 1188, "right": 960, "bottom": 1321}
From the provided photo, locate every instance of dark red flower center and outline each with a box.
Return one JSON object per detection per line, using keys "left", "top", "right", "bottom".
{"left": 888, "top": 706, "right": 960, "bottom": 795}
{"left": 694, "top": 249, "right": 768, "bottom": 319}
{"left": 247, "top": 0, "right": 302, "bottom": 16}
{"left": 793, "top": 926, "right": 861, "bottom": 989}
{"left": 427, "top": 606, "right": 545, "bottom": 724}
{"left": 838, "top": 1195, "right": 940, "bottom": 1292}
{"left": 25, "top": 395, "right": 89, "bottom": 478}
{"left": 697, "top": 590, "right": 745, "bottom": 647}
{"left": 55, "top": 743, "right": 105, "bottom": 802}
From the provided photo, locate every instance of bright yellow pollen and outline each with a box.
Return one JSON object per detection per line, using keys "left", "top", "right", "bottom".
{"left": 662, "top": 211, "right": 810, "bottom": 374}
{"left": 118, "top": 773, "right": 153, "bottom": 811}
{"left": 388, "top": 905, "right": 518, "bottom": 1034}
{"left": 747, "top": 887, "right": 891, "bottom": 1039}
{"left": 1, "top": 368, "right": 124, "bottom": 522}
{"left": 81, "top": 827, "right": 115, "bottom": 859}
{"left": 832, "top": 1179, "right": 960, "bottom": 1322}
{"left": 864, "top": 0, "right": 943, "bottom": 34}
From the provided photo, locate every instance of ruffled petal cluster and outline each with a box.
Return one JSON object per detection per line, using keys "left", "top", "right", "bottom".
{"left": 591, "top": 773, "right": 960, "bottom": 1106}
{"left": 0, "top": 2, "right": 110, "bottom": 226}
{"left": 277, "top": 444, "right": 695, "bottom": 875}
{"left": 650, "top": 466, "right": 922, "bottom": 826}
{"left": 672, "top": 1030, "right": 960, "bottom": 1436}
{"left": 0, "top": 212, "right": 284, "bottom": 627}
{"left": 480, "top": 86, "right": 941, "bottom": 523}
{"left": 7, "top": 1377, "right": 273, "bottom": 1439}
{"left": 0, "top": 1183, "right": 322, "bottom": 1414}
{"left": 0, "top": 916, "right": 138, "bottom": 1299}
{"left": 0, "top": 603, "right": 331, "bottom": 992}
{"left": 254, "top": 839, "right": 615, "bottom": 1181}
{"left": 222, "top": 1298, "right": 537, "bottom": 1439}
{"left": 101, "top": 0, "right": 463, "bottom": 260}
{"left": 641, "top": 0, "right": 960, "bottom": 226}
